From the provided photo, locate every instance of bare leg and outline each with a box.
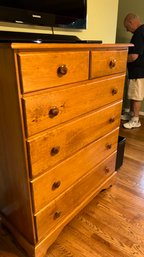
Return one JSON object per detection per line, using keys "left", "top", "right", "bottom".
{"left": 131, "top": 100, "right": 142, "bottom": 117}
{"left": 130, "top": 100, "right": 134, "bottom": 112}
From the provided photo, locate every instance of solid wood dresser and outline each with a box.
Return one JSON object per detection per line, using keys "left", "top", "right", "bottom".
{"left": 0, "top": 42, "right": 129, "bottom": 257}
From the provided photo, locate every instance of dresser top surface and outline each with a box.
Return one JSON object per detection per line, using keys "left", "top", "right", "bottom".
{"left": 0, "top": 42, "right": 132, "bottom": 51}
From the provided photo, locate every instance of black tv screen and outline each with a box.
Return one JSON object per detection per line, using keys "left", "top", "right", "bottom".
{"left": 0, "top": 0, "right": 87, "bottom": 29}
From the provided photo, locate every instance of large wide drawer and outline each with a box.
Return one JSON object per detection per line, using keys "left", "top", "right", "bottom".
{"left": 30, "top": 128, "right": 119, "bottom": 213}
{"left": 23, "top": 74, "right": 125, "bottom": 136}
{"left": 17, "top": 51, "right": 89, "bottom": 93}
{"left": 27, "top": 101, "right": 122, "bottom": 178}
{"left": 90, "top": 50, "right": 128, "bottom": 79}
{"left": 34, "top": 152, "right": 117, "bottom": 241}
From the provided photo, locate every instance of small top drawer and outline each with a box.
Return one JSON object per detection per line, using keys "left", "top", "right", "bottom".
{"left": 90, "top": 50, "right": 128, "bottom": 79}
{"left": 17, "top": 51, "right": 89, "bottom": 93}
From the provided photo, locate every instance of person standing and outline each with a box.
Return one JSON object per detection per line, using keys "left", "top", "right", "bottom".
{"left": 122, "top": 13, "right": 144, "bottom": 129}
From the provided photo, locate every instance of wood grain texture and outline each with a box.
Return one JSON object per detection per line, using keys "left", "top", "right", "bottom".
{"left": 90, "top": 50, "right": 128, "bottom": 78}
{"left": 18, "top": 51, "right": 89, "bottom": 93}
{"left": 0, "top": 47, "right": 35, "bottom": 244}
{"left": 0, "top": 117, "right": 143, "bottom": 257}
{"left": 28, "top": 102, "right": 121, "bottom": 178}
{"left": 0, "top": 43, "right": 129, "bottom": 257}
{"left": 35, "top": 153, "right": 117, "bottom": 241}
{"left": 9, "top": 43, "right": 132, "bottom": 50}
{"left": 31, "top": 129, "right": 119, "bottom": 212}
{"left": 23, "top": 74, "right": 125, "bottom": 136}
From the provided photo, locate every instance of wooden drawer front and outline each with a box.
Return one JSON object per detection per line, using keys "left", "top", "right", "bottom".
{"left": 35, "top": 152, "right": 116, "bottom": 240}
{"left": 90, "top": 50, "right": 128, "bottom": 79}
{"left": 31, "top": 128, "right": 119, "bottom": 213}
{"left": 28, "top": 101, "right": 122, "bottom": 178}
{"left": 18, "top": 51, "right": 89, "bottom": 93}
{"left": 23, "top": 74, "right": 125, "bottom": 136}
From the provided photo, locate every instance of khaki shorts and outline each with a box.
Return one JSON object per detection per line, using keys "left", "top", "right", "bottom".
{"left": 128, "top": 79, "right": 144, "bottom": 101}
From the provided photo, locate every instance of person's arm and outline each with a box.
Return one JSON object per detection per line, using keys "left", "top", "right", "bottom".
{"left": 127, "top": 53, "right": 139, "bottom": 63}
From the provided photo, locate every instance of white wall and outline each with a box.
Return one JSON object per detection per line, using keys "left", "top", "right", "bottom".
{"left": 0, "top": 0, "right": 119, "bottom": 43}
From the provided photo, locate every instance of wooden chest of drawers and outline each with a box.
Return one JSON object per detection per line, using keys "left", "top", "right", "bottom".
{"left": 0, "top": 43, "right": 129, "bottom": 257}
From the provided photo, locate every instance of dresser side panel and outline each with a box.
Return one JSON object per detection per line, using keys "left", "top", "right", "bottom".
{"left": 0, "top": 46, "right": 36, "bottom": 244}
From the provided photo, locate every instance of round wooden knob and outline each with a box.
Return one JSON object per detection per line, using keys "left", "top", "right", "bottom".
{"left": 57, "top": 64, "right": 68, "bottom": 75}
{"left": 105, "top": 167, "right": 110, "bottom": 173}
{"left": 53, "top": 211, "right": 61, "bottom": 220}
{"left": 112, "top": 88, "right": 118, "bottom": 95}
{"left": 49, "top": 107, "right": 59, "bottom": 118}
{"left": 52, "top": 181, "right": 61, "bottom": 190}
{"left": 109, "top": 59, "right": 116, "bottom": 68}
{"left": 51, "top": 146, "right": 60, "bottom": 156}
{"left": 109, "top": 117, "right": 115, "bottom": 123}
{"left": 106, "top": 143, "right": 112, "bottom": 149}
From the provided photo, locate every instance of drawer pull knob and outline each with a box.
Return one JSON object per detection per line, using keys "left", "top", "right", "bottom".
{"left": 109, "top": 59, "right": 116, "bottom": 68}
{"left": 51, "top": 146, "right": 60, "bottom": 156}
{"left": 109, "top": 117, "right": 115, "bottom": 123}
{"left": 106, "top": 143, "right": 112, "bottom": 149}
{"left": 52, "top": 181, "right": 61, "bottom": 190}
{"left": 53, "top": 211, "right": 61, "bottom": 220}
{"left": 57, "top": 64, "right": 68, "bottom": 75}
{"left": 112, "top": 88, "right": 118, "bottom": 95}
{"left": 105, "top": 167, "right": 110, "bottom": 173}
{"left": 49, "top": 107, "right": 59, "bottom": 118}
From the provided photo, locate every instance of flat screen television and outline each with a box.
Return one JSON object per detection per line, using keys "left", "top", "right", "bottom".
{"left": 0, "top": 0, "right": 87, "bottom": 29}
